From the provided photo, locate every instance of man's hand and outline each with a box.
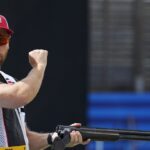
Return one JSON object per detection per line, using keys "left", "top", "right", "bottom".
{"left": 67, "top": 123, "right": 90, "bottom": 147}
{"left": 29, "top": 49, "right": 48, "bottom": 68}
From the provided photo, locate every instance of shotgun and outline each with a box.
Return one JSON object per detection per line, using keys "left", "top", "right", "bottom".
{"left": 56, "top": 125, "right": 150, "bottom": 141}
{"left": 51, "top": 125, "right": 150, "bottom": 150}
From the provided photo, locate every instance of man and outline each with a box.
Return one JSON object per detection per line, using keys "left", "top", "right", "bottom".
{"left": 0, "top": 15, "right": 90, "bottom": 150}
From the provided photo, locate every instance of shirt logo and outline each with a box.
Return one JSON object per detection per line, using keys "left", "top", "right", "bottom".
{"left": 5, "top": 78, "right": 15, "bottom": 84}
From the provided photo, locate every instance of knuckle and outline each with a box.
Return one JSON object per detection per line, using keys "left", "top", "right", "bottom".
{"left": 76, "top": 131, "right": 80, "bottom": 135}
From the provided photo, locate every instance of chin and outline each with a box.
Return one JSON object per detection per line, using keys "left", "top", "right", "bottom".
{"left": 0, "top": 58, "right": 4, "bottom": 65}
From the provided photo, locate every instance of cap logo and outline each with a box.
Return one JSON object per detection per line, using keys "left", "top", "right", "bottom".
{"left": 0, "top": 18, "right": 2, "bottom": 23}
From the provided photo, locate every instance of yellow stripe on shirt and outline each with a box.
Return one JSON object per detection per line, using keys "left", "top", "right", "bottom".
{"left": 0, "top": 145, "right": 26, "bottom": 150}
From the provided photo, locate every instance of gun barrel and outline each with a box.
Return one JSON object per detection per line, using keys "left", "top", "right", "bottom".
{"left": 78, "top": 130, "right": 120, "bottom": 141}
{"left": 56, "top": 125, "right": 150, "bottom": 141}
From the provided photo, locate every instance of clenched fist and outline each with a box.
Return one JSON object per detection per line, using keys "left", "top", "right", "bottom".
{"left": 29, "top": 49, "right": 48, "bottom": 68}
{"left": 67, "top": 123, "right": 90, "bottom": 147}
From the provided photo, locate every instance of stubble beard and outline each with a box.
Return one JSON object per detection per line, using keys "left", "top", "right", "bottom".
{"left": 0, "top": 44, "right": 9, "bottom": 66}
{"left": 0, "top": 52, "right": 8, "bottom": 66}
{"left": 0, "top": 54, "right": 4, "bottom": 65}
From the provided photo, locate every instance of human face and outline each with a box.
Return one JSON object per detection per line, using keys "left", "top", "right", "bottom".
{"left": 0, "top": 29, "right": 11, "bottom": 65}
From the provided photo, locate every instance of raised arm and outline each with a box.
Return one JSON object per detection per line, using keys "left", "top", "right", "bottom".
{"left": 0, "top": 49, "right": 48, "bottom": 108}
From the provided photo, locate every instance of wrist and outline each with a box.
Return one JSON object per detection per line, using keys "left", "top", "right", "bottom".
{"left": 47, "top": 133, "right": 53, "bottom": 146}
{"left": 47, "top": 132, "right": 59, "bottom": 146}
{"left": 30, "top": 64, "right": 46, "bottom": 79}
{"left": 36, "top": 64, "right": 46, "bottom": 71}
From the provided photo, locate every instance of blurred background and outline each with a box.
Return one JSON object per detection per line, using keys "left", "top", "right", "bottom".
{"left": 1, "top": 0, "right": 150, "bottom": 150}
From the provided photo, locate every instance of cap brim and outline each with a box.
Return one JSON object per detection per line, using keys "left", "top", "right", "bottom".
{"left": 5, "top": 28, "right": 14, "bottom": 35}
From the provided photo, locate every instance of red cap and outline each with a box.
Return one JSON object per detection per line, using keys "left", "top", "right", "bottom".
{"left": 0, "top": 15, "right": 13, "bottom": 35}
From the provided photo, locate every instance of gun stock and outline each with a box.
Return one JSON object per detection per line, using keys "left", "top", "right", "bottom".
{"left": 56, "top": 125, "right": 150, "bottom": 141}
